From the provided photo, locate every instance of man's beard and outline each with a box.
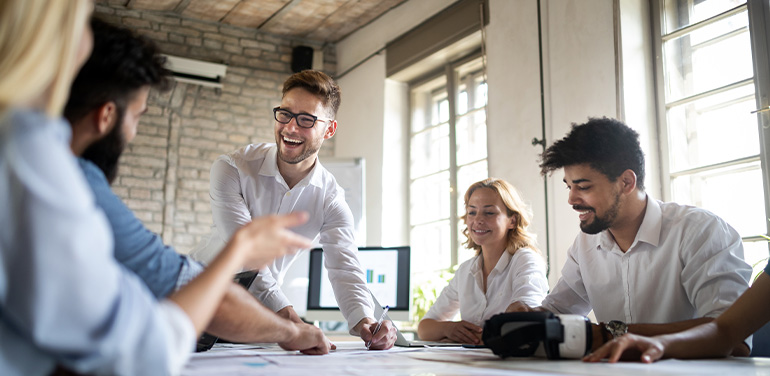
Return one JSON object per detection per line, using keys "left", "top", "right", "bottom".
{"left": 82, "top": 117, "right": 127, "bottom": 185}
{"left": 576, "top": 192, "right": 621, "bottom": 235}
{"left": 276, "top": 133, "right": 321, "bottom": 165}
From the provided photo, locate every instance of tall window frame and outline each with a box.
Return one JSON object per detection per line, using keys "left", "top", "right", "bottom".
{"left": 408, "top": 52, "right": 489, "bottom": 285}
{"left": 652, "top": 0, "right": 770, "bottom": 279}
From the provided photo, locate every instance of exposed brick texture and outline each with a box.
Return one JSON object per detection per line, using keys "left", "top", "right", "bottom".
{"left": 94, "top": 3, "right": 338, "bottom": 253}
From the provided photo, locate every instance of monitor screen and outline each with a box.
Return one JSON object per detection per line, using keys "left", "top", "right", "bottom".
{"left": 306, "top": 246, "right": 410, "bottom": 322}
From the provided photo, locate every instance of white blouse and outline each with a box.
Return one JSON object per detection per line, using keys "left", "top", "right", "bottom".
{"left": 423, "top": 248, "right": 548, "bottom": 326}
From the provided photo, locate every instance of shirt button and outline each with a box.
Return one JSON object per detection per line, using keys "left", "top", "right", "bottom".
{"left": 286, "top": 192, "right": 291, "bottom": 196}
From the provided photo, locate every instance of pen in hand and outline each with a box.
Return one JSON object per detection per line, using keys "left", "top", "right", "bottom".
{"left": 366, "top": 305, "right": 389, "bottom": 349}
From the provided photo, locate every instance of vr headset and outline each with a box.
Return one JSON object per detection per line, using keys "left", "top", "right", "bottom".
{"left": 483, "top": 312, "right": 591, "bottom": 359}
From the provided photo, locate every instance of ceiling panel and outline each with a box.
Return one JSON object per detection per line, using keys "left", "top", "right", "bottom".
{"left": 310, "top": 0, "right": 407, "bottom": 42}
{"left": 222, "top": 0, "right": 291, "bottom": 29}
{"left": 260, "top": 0, "right": 348, "bottom": 39}
{"left": 182, "top": 0, "right": 242, "bottom": 22}
{"left": 102, "top": 0, "right": 409, "bottom": 44}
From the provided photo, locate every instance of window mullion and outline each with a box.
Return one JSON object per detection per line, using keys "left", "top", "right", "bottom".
{"left": 748, "top": 0, "right": 770, "bottom": 242}
{"left": 446, "top": 64, "right": 459, "bottom": 268}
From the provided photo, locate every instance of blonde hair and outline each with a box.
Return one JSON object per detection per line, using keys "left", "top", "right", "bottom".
{"left": 461, "top": 178, "right": 539, "bottom": 255}
{"left": 0, "top": 0, "right": 92, "bottom": 118}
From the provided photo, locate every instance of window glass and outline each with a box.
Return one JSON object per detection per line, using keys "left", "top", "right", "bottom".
{"left": 666, "top": 83, "right": 757, "bottom": 172}
{"left": 663, "top": 11, "right": 751, "bottom": 102}
{"left": 659, "top": 0, "right": 768, "bottom": 282}
{"left": 663, "top": 0, "right": 745, "bottom": 34}
{"left": 409, "top": 56, "right": 488, "bottom": 281}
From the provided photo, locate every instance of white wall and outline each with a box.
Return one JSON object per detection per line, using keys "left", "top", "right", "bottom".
{"left": 335, "top": 0, "right": 655, "bottom": 288}
{"left": 335, "top": 53, "right": 387, "bottom": 246}
{"left": 485, "top": 0, "right": 548, "bottom": 278}
{"left": 336, "top": 0, "right": 461, "bottom": 75}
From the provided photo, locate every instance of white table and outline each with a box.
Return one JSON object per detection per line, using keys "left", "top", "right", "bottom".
{"left": 182, "top": 341, "right": 770, "bottom": 376}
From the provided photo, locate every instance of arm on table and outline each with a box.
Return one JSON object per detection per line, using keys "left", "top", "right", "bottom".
{"left": 205, "top": 283, "right": 331, "bottom": 353}
{"left": 168, "top": 213, "right": 310, "bottom": 336}
{"left": 418, "top": 319, "right": 483, "bottom": 344}
{"left": 585, "top": 272, "right": 770, "bottom": 363}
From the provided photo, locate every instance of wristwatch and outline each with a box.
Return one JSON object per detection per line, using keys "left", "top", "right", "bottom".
{"left": 605, "top": 320, "right": 628, "bottom": 339}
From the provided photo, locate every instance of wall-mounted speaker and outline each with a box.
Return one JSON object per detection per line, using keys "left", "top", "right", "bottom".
{"left": 291, "top": 46, "right": 314, "bottom": 73}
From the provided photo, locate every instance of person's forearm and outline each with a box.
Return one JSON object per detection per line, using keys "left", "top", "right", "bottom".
{"left": 417, "top": 319, "right": 446, "bottom": 341}
{"left": 205, "top": 283, "right": 300, "bottom": 343}
{"left": 169, "top": 245, "right": 244, "bottom": 334}
{"left": 628, "top": 317, "right": 714, "bottom": 337}
{"left": 655, "top": 322, "right": 736, "bottom": 359}
{"left": 660, "top": 274, "right": 770, "bottom": 359}
{"left": 594, "top": 317, "right": 749, "bottom": 357}
{"left": 590, "top": 318, "right": 713, "bottom": 352}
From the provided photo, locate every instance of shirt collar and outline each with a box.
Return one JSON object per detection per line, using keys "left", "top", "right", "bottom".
{"left": 634, "top": 194, "right": 661, "bottom": 248}
{"left": 258, "top": 144, "right": 324, "bottom": 189}
{"left": 8, "top": 108, "right": 71, "bottom": 142}
{"left": 595, "top": 193, "right": 660, "bottom": 252}
{"left": 470, "top": 248, "right": 515, "bottom": 276}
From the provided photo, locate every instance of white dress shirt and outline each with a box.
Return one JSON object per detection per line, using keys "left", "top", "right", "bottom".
{"left": 541, "top": 196, "right": 751, "bottom": 324}
{"left": 0, "top": 109, "right": 194, "bottom": 376}
{"left": 423, "top": 248, "right": 548, "bottom": 326}
{"left": 191, "top": 143, "right": 373, "bottom": 329}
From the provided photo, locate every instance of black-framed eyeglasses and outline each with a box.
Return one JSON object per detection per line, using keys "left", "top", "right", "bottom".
{"left": 273, "top": 107, "right": 331, "bottom": 129}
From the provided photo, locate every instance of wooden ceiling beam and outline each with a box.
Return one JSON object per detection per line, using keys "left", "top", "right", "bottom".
{"left": 173, "top": 0, "right": 192, "bottom": 13}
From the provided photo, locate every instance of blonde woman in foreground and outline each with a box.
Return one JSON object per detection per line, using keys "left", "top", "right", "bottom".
{"left": 417, "top": 178, "right": 548, "bottom": 344}
{"left": 0, "top": 1, "right": 320, "bottom": 375}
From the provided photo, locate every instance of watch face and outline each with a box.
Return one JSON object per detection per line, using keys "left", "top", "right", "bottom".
{"left": 607, "top": 320, "right": 628, "bottom": 338}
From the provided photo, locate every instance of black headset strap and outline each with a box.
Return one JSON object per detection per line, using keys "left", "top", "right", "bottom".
{"left": 487, "top": 323, "right": 544, "bottom": 358}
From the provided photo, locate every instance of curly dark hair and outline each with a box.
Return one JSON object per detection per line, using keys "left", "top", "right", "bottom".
{"left": 539, "top": 117, "right": 646, "bottom": 190}
{"left": 64, "top": 17, "right": 171, "bottom": 123}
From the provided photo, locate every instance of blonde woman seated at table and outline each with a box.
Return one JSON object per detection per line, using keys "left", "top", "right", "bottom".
{"left": 417, "top": 178, "right": 548, "bottom": 345}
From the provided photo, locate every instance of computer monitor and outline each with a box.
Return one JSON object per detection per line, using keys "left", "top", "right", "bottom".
{"left": 306, "top": 246, "right": 410, "bottom": 322}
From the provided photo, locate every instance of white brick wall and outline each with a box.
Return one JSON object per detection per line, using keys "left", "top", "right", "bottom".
{"left": 95, "top": 3, "right": 337, "bottom": 253}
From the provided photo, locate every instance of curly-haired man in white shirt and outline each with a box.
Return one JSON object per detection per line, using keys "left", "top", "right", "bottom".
{"left": 506, "top": 117, "right": 752, "bottom": 356}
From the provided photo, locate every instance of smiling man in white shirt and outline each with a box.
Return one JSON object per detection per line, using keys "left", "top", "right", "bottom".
{"left": 506, "top": 117, "right": 752, "bottom": 356}
{"left": 192, "top": 70, "right": 396, "bottom": 350}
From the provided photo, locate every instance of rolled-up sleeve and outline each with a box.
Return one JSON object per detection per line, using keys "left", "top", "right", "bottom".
{"left": 680, "top": 216, "right": 750, "bottom": 319}
{"left": 422, "top": 274, "right": 461, "bottom": 322}
{"left": 509, "top": 250, "right": 549, "bottom": 307}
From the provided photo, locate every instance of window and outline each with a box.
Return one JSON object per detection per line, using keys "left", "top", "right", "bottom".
{"left": 409, "top": 56, "right": 488, "bottom": 285}
{"left": 657, "top": 0, "right": 768, "bottom": 279}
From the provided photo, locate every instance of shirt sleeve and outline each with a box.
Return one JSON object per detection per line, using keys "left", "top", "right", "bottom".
{"left": 320, "top": 191, "right": 374, "bottom": 331}
{"left": 248, "top": 266, "right": 293, "bottom": 312}
{"left": 422, "top": 273, "right": 461, "bottom": 322}
{"left": 191, "top": 157, "right": 254, "bottom": 265}
{"left": 175, "top": 257, "right": 205, "bottom": 290}
{"left": 80, "top": 160, "right": 185, "bottom": 298}
{"left": 156, "top": 300, "right": 196, "bottom": 375}
{"left": 508, "top": 249, "right": 549, "bottom": 307}
{"left": 540, "top": 241, "right": 592, "bottom": 316}
{"left": 680, "top": 214, "right": 751, "bottom": 319}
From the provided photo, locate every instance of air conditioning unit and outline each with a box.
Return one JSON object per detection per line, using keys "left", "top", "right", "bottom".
{"left": 163, "top": 55, "right": 227, "bottom": 88}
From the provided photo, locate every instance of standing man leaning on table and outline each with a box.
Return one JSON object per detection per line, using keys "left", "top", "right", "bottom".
{"left": 506, "top": 117, "right": 753, "bottom": 355}
{"left": 65, "top": 17, "right": 330, "bottom": 353}
{"left": 192, "top": 70, "right": 397, "bottom": 349}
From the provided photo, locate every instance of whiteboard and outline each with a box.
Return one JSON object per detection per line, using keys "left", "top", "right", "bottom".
{"left": 320, "top": 157, "right": 365, "bottom": 245}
